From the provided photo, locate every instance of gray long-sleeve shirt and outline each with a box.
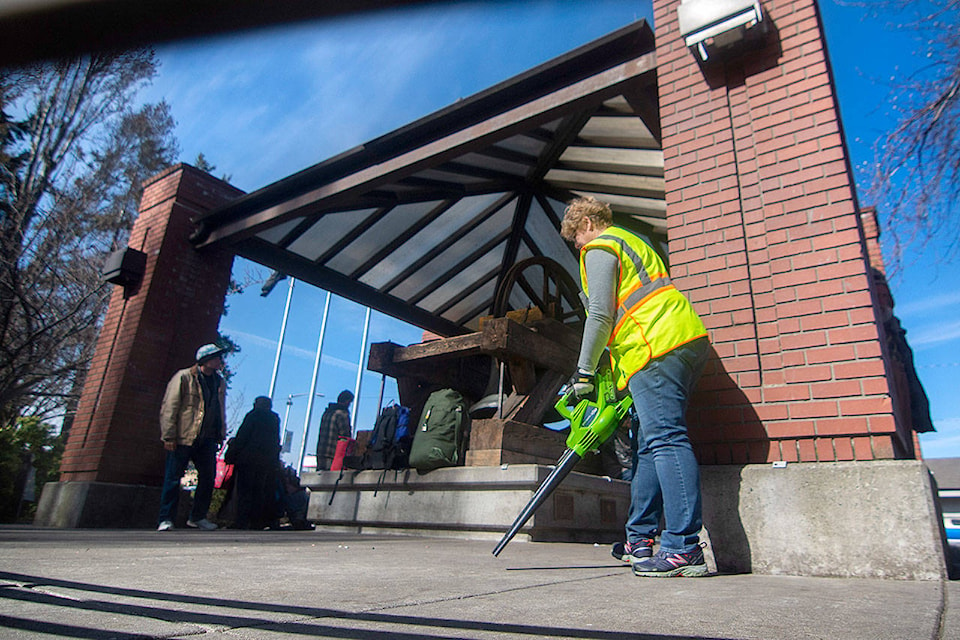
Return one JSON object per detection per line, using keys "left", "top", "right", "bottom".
{"left": 577, "top": 248, "right": 619, "bottom": 374}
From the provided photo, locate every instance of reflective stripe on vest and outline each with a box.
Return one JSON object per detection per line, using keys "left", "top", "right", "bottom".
{"left": 580, "top": 226, "right": 707, "bottom": 389}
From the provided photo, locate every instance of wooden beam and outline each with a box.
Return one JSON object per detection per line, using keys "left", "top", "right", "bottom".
{"left": 368, "top": 318, "right": 576, "bottom": 379}
{"left": 198, "top": 52, "right": 658, "bottom": 246}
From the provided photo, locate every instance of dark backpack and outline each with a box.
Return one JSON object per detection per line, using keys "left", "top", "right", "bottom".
{"left": 360, "top": 404, "right": 412, "bottom": 470}
{"left": 409, "top": 389, "right": 469, "bottom": 473}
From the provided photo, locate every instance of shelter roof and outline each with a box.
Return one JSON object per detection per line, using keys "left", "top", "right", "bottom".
{"left": 194, "top": 20, "right": 663, "bottom": 337}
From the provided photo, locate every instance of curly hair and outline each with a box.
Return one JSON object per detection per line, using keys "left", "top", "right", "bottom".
{"left": 560, "top": 196, "right": 613, "bottom": 241}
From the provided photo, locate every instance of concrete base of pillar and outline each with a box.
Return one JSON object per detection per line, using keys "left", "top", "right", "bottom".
{"left": 702, "top": 459, "right": 948, "bottom": 580}
{"left": 34, "top": 481, "right": 162, "bottom": 529}
{"left": 304, "top": 465, "right": 630, "bottom": 544}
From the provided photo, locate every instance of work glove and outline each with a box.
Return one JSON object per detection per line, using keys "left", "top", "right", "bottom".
{"left": 565, "top": 369, "right": 595, "bottom": 399}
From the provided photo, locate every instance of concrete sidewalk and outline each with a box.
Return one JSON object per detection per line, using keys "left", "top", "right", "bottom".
{"left": 0, "top": 527, "right": 955, "bottom": 640}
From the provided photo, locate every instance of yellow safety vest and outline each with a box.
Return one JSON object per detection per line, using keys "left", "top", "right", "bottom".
{"left": 580, "top": 226, "right": 707, "bottom": 390}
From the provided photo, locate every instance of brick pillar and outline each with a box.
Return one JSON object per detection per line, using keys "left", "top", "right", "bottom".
{"left": 653, "top": 0, "right": 910, "bottom": 463}
{"left": 36, "top": 164, "right": 241, "bottom": 527}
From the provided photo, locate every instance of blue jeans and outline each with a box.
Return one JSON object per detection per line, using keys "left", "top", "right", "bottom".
{"left": 625, "top": 338, "right": 709, "bottom": 554}
{"left": 157, "top": 438, "right": 218, "bottom": 524}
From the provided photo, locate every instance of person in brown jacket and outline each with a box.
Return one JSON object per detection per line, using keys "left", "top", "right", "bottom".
{"left": 157, "top": 343, "right": 228, "bottom": 531}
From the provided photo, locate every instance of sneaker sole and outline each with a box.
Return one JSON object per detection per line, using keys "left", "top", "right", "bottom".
{"left": 615, "top": 553, "right": 652, "bottom": 564}
{"left": 632, "top": 563, "right": 708, "bottom": 578}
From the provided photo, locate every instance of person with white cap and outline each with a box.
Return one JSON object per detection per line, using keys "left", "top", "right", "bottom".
{"left": 156, "top": 343, "right": 229, "bottom": 531}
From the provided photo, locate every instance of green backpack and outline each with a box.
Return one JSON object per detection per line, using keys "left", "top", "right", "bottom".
{"left": 409, "top": 388, "right": 469, "bottom": 473}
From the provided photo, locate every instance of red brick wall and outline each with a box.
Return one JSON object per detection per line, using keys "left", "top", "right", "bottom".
{"left": 59, "top": 165, "right": 241, "bottom": 484}
{"left": 654, "top": 0, "right": 911, "bottom": 462}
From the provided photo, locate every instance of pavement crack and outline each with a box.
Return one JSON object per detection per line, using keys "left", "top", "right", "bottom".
{"left": 362, "top": 569, "right": 623, "bottom": 612}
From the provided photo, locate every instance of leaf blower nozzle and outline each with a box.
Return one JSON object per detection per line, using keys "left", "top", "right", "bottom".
{"left": 492, "top": 355, "right": 632, "bottom": 557}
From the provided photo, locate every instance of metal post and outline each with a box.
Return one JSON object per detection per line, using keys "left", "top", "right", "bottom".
{"left": 281, "top": 392, "right": 322, "bottom": 463}
{"left": 350, "top": 306, "right": 371, "bottom": 434}
{"left": 268, "top": 277, "right": 295, "bottom": 399}
{"left": 375, "top": 373, "right": 386, "bottom": 417}
{"left": 295, "top": 290, "right": 332, "bottom": 475}
{"left": 282, "top": 395, "right": 294, "bottom": 436}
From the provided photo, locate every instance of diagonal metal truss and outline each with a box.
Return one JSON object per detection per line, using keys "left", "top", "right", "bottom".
{"left": 193, "top": 20, "right": 665, "bottom": 337}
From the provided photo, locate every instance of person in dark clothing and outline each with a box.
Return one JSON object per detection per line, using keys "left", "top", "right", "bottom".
{"left": 278, "top": 465, "right": 313, "bottom": 530}
{"left": 231, "top": 396, "right": 282, "bottom": 529}
{"left": 315, "top": 390, "right": 353, "bottom": 471}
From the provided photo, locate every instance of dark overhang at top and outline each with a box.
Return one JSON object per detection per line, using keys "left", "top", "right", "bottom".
{"left": 193, "top": 20, "right": 663, "bottom": 337}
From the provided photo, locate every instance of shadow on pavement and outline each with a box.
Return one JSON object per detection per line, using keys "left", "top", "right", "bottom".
{"left": 0, "top": 570, "right": 726, "bottom": 640}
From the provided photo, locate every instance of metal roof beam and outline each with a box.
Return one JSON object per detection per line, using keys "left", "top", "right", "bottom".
{"left": 238, "top": 236, "right": 468, "bottom": 337}
{"left": 197, "top": 51, "right": 657, "bottom": 247}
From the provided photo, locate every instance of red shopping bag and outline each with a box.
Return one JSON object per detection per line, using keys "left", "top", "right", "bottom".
{"left": 215, "top": 458, "right": 235, "bottom": 489}
{"left": 331, "top": 437, "right": 357, "bottom": 471}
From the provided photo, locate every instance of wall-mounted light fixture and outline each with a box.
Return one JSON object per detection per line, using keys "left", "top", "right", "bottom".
{"left": 678, "top": 0, "right": 767, "bottom": 63}
{"left": 101, "top": 246, "right": 147, "bottom": 289}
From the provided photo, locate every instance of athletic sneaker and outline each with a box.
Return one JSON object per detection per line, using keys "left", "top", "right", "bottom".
{"left": 632, "top": 545, "right": 708, "bottom": 577}
{"left": 157, "top": 520, "right": 174, "bottom": 531}
{"left": 186, "top": 518, "right": 218, "bottom": 531}
{"left": 611, "top": 538, "right": 655, "bottom": 564}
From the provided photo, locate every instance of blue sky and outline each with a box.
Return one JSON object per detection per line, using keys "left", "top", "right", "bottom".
{"left": 138, "top": 0, "right": 960, "bottom": 464}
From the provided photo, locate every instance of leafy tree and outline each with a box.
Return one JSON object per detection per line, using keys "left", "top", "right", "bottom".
{"left": 0, "top": 50, "right": 179, "bottom": 425}
{"left": 0, "top": 416, "right": 63, "bottom": 522}
{"left": 863, "top": 0, "right": 960, "bottom": 271}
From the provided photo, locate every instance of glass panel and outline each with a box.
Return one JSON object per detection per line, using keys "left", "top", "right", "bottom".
{"left": 603, "top": 95, "right": 634, "bottom": 114}
{"left": 287, "top": 208, "right": 379, "bottom": 261}
{"left": 458, "top": 152, "right": 529, "bottom": 176}
{"left": 504, "top": 243, "right": 537, "bottom": 312}
{"left": 514, "top": 243, "right": 534, "bottom": 263}
{"left": 540, "top": 117, "right": 563, "bottom": 133}
{"left": 416, "top": 167, "right": 489, "bottom": 185}
{"left": 525, "top": 198, "right": 578, "bottom": 278}
{"left": 257, "top": 216, "right": 305, "bottom": 245}
{"left": 388, "top": 201, "right": 516, "bottom": 300}
{"left": 325, "top": 200, "right": 438, "bottom": 274}
{"left": 444, "top": 278, "right": 498, "bottom": 328}
{"left": 495, "top": 134, "right": 546, "bottom": 158}
{"left": 360, "top": 193, "right": 504, "bottom": 290}
{"left": 418, "top": 248, "right": 503, "bottom": 314}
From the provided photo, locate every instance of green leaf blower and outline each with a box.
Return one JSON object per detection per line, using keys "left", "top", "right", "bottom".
{"left": 492, "top": 354, "right": 633, "bottom": 556}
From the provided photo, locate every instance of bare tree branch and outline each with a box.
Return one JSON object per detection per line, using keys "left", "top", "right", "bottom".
{"left": 852, "top": 0, "right": 960, "bottom": 273}
{"left": 0, "top": 50, "right": 179, "bottom": 424}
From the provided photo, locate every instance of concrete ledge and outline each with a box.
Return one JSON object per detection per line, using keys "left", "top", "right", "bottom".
{"left": 701, "top": 460, "right": 948, "bottom": 580}
{"left": 304, "top": 465, "right": 630, "bottom": 543}
{"left": 306, "top": 459, "right": 948, "bottom": 579}
{"left": 34, "top": 481, "right": 161, "bottom": 529}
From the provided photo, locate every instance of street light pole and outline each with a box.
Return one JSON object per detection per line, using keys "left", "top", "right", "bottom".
{"left": 281, "top": 392, "right": 323, "bottom": 462}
